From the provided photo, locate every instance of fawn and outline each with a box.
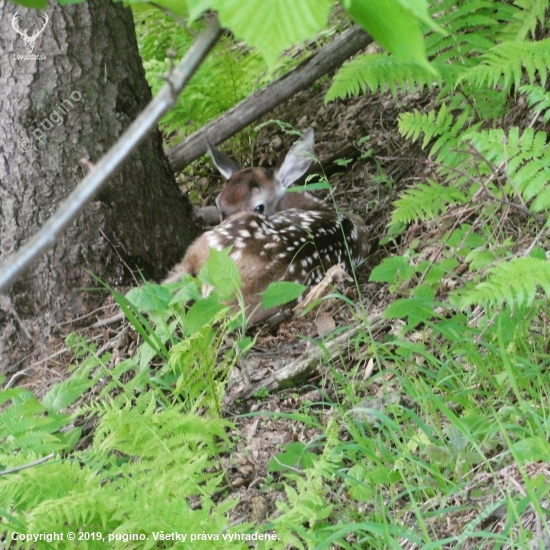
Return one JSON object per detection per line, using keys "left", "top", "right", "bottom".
{"left": 166, "top": 129, "right": 370, "bottom": 323}
{"left": 206, "top": 128, "right": 327, "bottom": 220}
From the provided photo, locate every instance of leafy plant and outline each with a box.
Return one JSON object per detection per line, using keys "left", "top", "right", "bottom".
{"left": 134, "top": 9, "right": 271, "bottom": 140}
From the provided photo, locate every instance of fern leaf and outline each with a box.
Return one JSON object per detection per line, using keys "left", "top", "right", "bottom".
{"left": 519, "top": 84, "right": 550, "bottom": 123}
{"left": 325, "top": 54, "right": 440, "bottom": 102}
{"left": 467, "top": 127, "right": 550, "bottom": 212}
{"left": 398, "top": 105, "right": 454, "bottom": 147}
{"left": 507, "top": 0, "right": 549, "bottom": 40}
{"left": 392, "top": 181, "right": 467, "bottom": 224}
{"left": 462, "top": 38, "right": 550, "bottom": 90}
{"left": 429, "top": 0, "right": 521, "bottom": 56}
{"left": 455, "top": 257, "right": 550, "bottom": 310}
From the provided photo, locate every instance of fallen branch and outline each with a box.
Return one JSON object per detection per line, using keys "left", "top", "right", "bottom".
{"left": 239, "top": 313, "right": 385, "bottom": 399}
{"left": 166, "top": 25, "right": 372, "bottom": 171}
{"left": 0, "top": 453, "right": 56, "bottom": 476}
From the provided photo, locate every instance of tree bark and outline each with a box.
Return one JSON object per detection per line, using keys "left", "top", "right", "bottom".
{"left": 166, "top": 25, "right": 372, "bottom": 172}
{"left": 0, "top": 0, "right": 198, "bottom": 370}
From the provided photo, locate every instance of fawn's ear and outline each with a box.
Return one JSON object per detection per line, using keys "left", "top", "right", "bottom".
{"left": 275, "top": 128, "right": 315, "bottom": 189}
{"left": 206, "top": 138, "right": 241, "bottom": 180}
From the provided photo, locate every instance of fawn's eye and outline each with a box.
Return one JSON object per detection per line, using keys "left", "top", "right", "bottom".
{"left": 254, "top": 204, "right": 265, "bottom": 214}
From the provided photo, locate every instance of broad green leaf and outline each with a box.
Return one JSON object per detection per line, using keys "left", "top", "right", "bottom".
{"left": 169, "top": 279, "right": 203, "bottom": 306}
{"left": 384, "top": 291, "right": 437, "bottom": 327}
{"left": 126, "top": 284, "right": 173, "bottom": 312}
{"left": 413, "top": 284, "right": 434, "bottom": 301}
{"left": 199, "top": 248, "right": 241, "bottom": 299}
{"left": 345, "top": 464, "right": 375, "bottom": 501}
{"left": 41, "top": 378, "right": 94, "bottom": 413}
{"left": 423, "top": 445, "right": 453, "bottom": 466}
{"left": 529, "top": 245, "right": 547, "bottom": 260}
{"left": 511, "top": 436, "right": 550, "bottom": 463}
{"left": 369, "top": 256, "right": 414, "bottom": 284}
{"left": 12, "top": 0, "right": 48, "bottom": 7}
{"left": 261, "top": 281, "right": 307, "bottom": 310}
{"left": 188, "top": 0, "right": 211, "bottom": 20}
{"left": 340, "top": 0, "right": 434, "bottom": 70}
{"left": 368, "top": 465, "right": 400, "bottom": 485}
{"left": 211, "top": 0, "right": 332, "bottom": 65}
{"left": 267, "top": 441, "right": 317, "bottom": 472}
{"left": 446, "top": 425, "right": 469, "bottom": 453}
{"left": 395, "top": 0, "right": 443, "bottom": 31}
{"left": 467, "top": 250, "right": 495, "bottom": 271}
{"left": 383, "top": 298, "right": 413, "bottom": 319}
{"left": 440, "top": 258, "right": 459, "bottom": 271}
{"left": 184, "top": 294, "right": 227, "bottom": 336}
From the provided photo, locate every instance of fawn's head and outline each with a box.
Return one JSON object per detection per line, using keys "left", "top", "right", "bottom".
{"left": 206, "top": 129, "right": 316, "bottom": 220}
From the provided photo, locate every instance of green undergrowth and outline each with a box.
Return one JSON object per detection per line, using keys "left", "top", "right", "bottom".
{"left": 4, "top": 0, "right": 550, "bottom": 547}
{"left": 133, "top": 6, "right": 319, "bottom": 142}
{"left": 133, "top": 8, "right": 269, "bottom": 141}
{"left": 2, "top": 257, "right": 550, "bottom": 547}
{"left": 2, "top": 228, "right": 550, "bottom": 548}
{"left": 0, "top": 250, "right": 310, "bottom": 549}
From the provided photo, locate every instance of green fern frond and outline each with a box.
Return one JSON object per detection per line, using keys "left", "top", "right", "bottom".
{"left": 454, "top": 257, "right": 550, "bottom": 310}
{"left": 467, "top": 127, "right": 550, "bottom": 212}
{"left": 327, "top": 1, "right": 527, "bottom": 106}
{"left": 399, "top": 106, "right": 481, "bottom": 183}
{"left": 428, "top": 0, "right": 520, "bottom": 58}
{"left": 93, "top": 393, "right": 231, "bottom": 459}
{"left": 392, "top": 181, "right": 468, "bottom": 224}
{"left": 136, "top": 10, "right": 272, "bottom": 139}
{"left": 519, "top": 84, "right": 550, "bottom": 123}
{"left": 462, "top": 38, "right": 550, "bottom": 90}
{"left": 507, "top": 0, "right": 549, "bottom": 40}
{"left": 398, "top": 105, "right": 454, "bottom": 147}
{"left": 325, "top": 54, "right": 440, "bottom": 101}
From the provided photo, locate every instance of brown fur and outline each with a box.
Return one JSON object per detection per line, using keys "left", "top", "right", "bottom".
{"left": 216, "top": 168, "right": 328, "bottom": 219}
{"left": 166, "top": 210, "right": 370, "bottom": 323}
{"left": 167, "top": 131, "right": 370, "bottom": 323}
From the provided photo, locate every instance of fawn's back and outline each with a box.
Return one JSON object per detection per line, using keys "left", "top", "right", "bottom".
{"left": 166, "top": 208, "right": 370, "bottom": 322}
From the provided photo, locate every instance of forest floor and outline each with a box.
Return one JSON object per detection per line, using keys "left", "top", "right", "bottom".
{"left": 6, "top": 73, "right": 547, "bottom": 548}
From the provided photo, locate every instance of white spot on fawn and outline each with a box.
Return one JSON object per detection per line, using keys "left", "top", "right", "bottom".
{"left": 207, "top": 234, "right": 221, "bottom": 248}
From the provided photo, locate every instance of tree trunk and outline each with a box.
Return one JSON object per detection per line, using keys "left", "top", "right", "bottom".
{"left": 0, "top": 0, "right": 198, "bottom": 370}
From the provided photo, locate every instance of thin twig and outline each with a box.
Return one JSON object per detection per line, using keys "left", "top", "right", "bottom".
{"left": 92, "top": 312, "right": 125, "bottom": 328}
{"left": 53, "top": 304, "right": 114, "bottom": 326}
{"left": 0, "top": 453, "right": 56, "bottom": 476}
{"left": 4, "top": 367, "right": 35, "bottom": 390}
{"left": 0, "top": 17, "right": 222, "bottom": 292}
{"left": 524, "top": 227, "right": 547, "bottom": 257}
{"left": 146, "top": 1, "right": 197, "bottom": 37}
{"left": 99, "top": 229, "right": 140, "bottom": 286}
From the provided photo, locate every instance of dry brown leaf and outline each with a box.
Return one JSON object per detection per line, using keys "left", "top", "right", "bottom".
{"left": 316, "top": 312, "right": 336, "bottom": 336}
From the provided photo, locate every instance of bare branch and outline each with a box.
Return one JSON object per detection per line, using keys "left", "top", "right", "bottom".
{"left": 0, "top": 17, "right": 222, "bottom": 292}
{"left": 166, "top": 25, "right": 372, "bottom": 171}
{"left": 0, "top": 453, "right": 55, "bottom": 476}
{"left": 235, "top": 313, "right": 385, "bottom": 400}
